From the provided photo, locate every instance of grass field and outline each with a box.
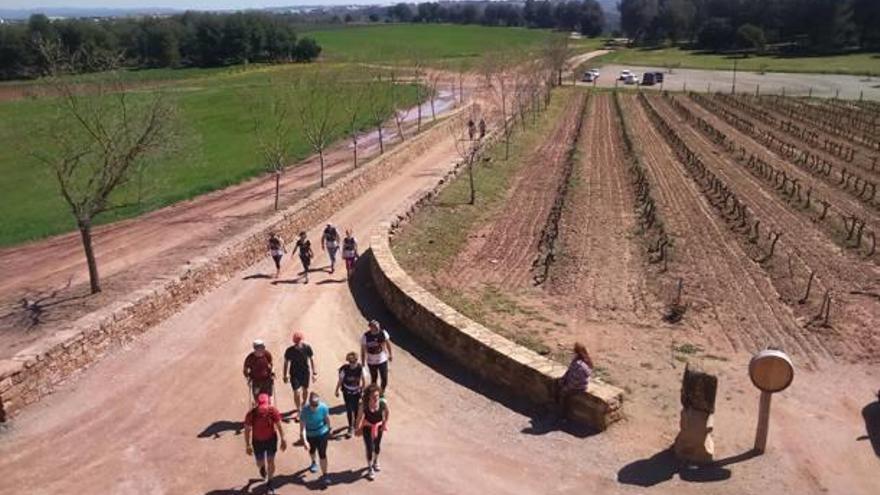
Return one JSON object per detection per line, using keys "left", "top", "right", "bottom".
{"left": 0, "top": 65, "right": 419, "bottom": 246}
{"left": 595, "top": 47, "right": 880, "bottom": 76}
{"left": 310, "top": 24, "right": 566, "bottom": 67}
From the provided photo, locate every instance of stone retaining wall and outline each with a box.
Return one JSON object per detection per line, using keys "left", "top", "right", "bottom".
{"left": 367, "top": 124, "right": 625, "bottom": 432}
{"left": 0, "top": 108, "right": 467, "bottom": 422}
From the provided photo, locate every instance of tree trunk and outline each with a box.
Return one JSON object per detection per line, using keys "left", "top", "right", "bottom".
{"left": 352, "top": 133, "right": 358, "bottom": 168}
{"left": 319, "top": 150, "right": 325, "bottom": 187}
{"left": 459, "top": 76, "right": 463, "bottom": 104}
{"left": 78, "top": 218, "right": 101, "bottom": 294}
{"left": 378, "top": 124, "right": 384, "bottom": 154}
{"left": 417, "top": 86, "right": 422, "bottom": 133}
{"left": 431, "top": 96, "right": 436, "bottom": 121}
{"left": 468, "top": 157, "right": 475, "bottom": 205}
{"left": 274, "top": 171, "right": 280, "bottom": 210}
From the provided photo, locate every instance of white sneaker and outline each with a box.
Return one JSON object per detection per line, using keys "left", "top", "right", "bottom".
{"left": 372, "top": 459, "right": 381, "bottom": 472}
{"left": 366, "top": 467, "right": 375, "bottom": 480}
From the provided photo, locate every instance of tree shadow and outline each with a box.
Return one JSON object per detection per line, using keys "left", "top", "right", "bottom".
{"left": 859, "top": 397, "right": 880, "bottom": 457}
{"left": 243, "top": 274, "right": 271, "bottom": 280}
{"left": 328, "top": 404, "right": 347, "bottom": 416}
{"left": 316, "top": 279, "right": 346, "bottom": 285}
{"left": 197, "top": 420, "right": 244, "bottom": 439}
{"left": 348, "top": 251, "right": 549, "bottom": 428}
{"left": 271, "top": 279, "right": 301, "bottom": 285}
{"left": 617, "top": 448, "right": 760, "bottom": 487}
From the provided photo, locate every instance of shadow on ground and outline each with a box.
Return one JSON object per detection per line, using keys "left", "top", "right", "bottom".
{"left": 859, "top": 395, "right": 880, "bottom": 457}
{"left": 197, "top": 420, "right": 244, "bottom": 439}
{"left": 617, "top": 448, "right": 761, "bottom": 487}
{"left": 348, "top": 251, "right": 592, "bottom": 438}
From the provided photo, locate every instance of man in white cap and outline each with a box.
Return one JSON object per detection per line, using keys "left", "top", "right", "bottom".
{"left": 243, "top": 339, "right": 274, "bottom": 401}
{"left": 321, "top": 223, "right": 340, "bottom": 274}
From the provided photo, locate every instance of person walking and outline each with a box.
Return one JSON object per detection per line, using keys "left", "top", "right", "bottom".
{"left": 341, "top": 230, "right": 359, "bottom": 279}
{"left": 300, "top": 392, "right": 332, "bottom": 486}
{"left": 467, "top": 118, "right": 476, "bottom": 140}
{"left": 292, "top": 231, "right": 314, "bottom": 283}
{"left": 244, "top": 393, "right": 287, "bottom": 493}
{"left": 283, "top": 331, "right": 316, "bottom": 422}
{"left": 356, "top": 383, "right": 389, "bottom": 480}
{"left": 478, "top": 118, "right": 486, "bottom": 139}
{"left": 267, "top": 232, "right": 286, "bottom": 279}
{"left": 321, "top": 223, "right": 341, "bottom": 274}
{"left": 243, "top": 340, "right": 274, "bottom": 402}
{"left": 361, "top": 320, "right": 393, "bottom": 394}
{"left": 335, "top": 351, "right": 366, "bottom": 438}
{"left": 555, "top": 342, "right": 593, "bottom": 421}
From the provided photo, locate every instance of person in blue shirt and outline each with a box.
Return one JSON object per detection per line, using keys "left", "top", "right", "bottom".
{"left": 300, "top": 392, "right": 332, "bottom": 485}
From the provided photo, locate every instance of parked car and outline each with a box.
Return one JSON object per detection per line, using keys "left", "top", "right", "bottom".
{"left": 589, "top": 68, "right": 600, "bottom": 77}
{"left": 623, "top": 73, "right": 638, "bottom": 85}
{"left": 654, "top": 72, "right": 665, "bottom": 84}
{"left": 618, "top": 69, "right": 632, "bottom": 81}
{"left": 642, "top": 72, "right": 657, "bottom": 86}
{"left": 582, "top": 72, "right": 597, "bottom": 82}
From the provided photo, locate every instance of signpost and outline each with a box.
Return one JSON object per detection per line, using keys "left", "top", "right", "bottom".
{"left": 748, "top": 349, "right": 794, "bottom": 453}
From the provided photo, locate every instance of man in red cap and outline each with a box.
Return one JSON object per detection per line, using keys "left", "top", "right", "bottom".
{"left": 283, "top": 331, "right": 316, "bottom": 420}
{"left": 244, "top": 393, "right": 287, "bottom": 492}
{"left": 244, "top": 340, "right": 274, "bottom": 401}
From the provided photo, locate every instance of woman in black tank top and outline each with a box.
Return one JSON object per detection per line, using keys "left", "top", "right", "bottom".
{"left": 356, "top": 384, "right": 389, "bottom": 479}
{"left": 334, "top": 352, "right": 365, "bottom": 438}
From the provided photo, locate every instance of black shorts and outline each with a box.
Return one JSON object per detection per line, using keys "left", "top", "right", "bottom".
{"left": 307, "top": 432, "right": 329, "bottom": 459}
{"left": 253, "top": 435, "right": 278, "bottom": 461}
{"left": 271, "top": 254, "right": 283, "bottom": 269}
{"left": 290, "top": 371, "right": 310, "bottom": 390}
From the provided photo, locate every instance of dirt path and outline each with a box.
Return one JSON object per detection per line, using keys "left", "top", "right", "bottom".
{"left": 0, "top": 92, "right": 459, "bottom": 358}
{"left": 454, "top": 92, "right": 586, "bottom": 289}
{"left": 648, "top": 94, "right": 880, "bottom": 361}
{"left": 552, "top": 93, "right": 656, "bottom": 324}
{"left": 617, "top": 94, "right": 803, "bottom": 357}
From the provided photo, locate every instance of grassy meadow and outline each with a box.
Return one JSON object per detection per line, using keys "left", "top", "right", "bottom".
{"left": 0, "top": 65, "right": 418, "bottom": 246}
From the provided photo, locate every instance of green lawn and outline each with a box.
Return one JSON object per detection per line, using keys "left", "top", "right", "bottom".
{"left": 0, "top": 65, "right": 419, "bottom": 246}
{"left": 595, "top": 47, "right": 880, "bottom": 76}
{"left": 310, "top": 24, "right": 561, "bottom": 68}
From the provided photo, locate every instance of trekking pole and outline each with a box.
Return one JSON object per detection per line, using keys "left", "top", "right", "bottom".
{"left": 246, "top": 378, "right": 254, "bottom": 408}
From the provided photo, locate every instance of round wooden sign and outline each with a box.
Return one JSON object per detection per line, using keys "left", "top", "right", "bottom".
{"left": 749, "top": 349, "right": 794, "bottom": 393}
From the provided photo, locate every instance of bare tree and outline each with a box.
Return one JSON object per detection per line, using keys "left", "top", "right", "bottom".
{"left": 341, "top": 69, "right": 365, "bottom": 168}
{"left": 251, "top": 81, "right": 294, "bottom": 210}
{"left": 543, "top": 36, "right": 571, "bottom": 87}
{"left": 426, "top": 68, "right": 444, "bottom": 121}
{"left": 389, "top": 69, "right": 411, "bottom": 143}
{"left": 366, "top": 72, "right": 390, "bottom": 154}
{"left": 482, "top": 52, "right": 514, "bottom": 160}
{"left": 296, "top": 71, "right": 340, "bottom": 188}
{"left": 450, "top": 111, "right": 482, "bottom": 205}
{"left": 35, "top": 45, "right": 177, "bottom": 294}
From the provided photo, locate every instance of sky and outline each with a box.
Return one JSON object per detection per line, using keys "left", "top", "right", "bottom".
{"left": 0, "top": 1, "right": 383, "bottom": 10}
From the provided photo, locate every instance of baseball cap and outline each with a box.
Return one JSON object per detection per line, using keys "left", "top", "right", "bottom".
{"left": 252, "top": 339, "right": 265, "bottom": 349}
{"left": 257, "top": 393, "right": 270, "bottom": 406}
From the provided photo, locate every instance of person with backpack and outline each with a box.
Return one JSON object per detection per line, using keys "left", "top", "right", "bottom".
{"left": 355, "top": 383, "right": 390, "bottom": 480}
{"left": 300, "top": 392, "right": 332, "bottom": 486}
{"left": 243, "top": 340, "right": 274, "bottom": 401}
{"left": 244, "top": 393, "right": 287, "bottom": 492}
{"left": 321, "top": 223, "right": 341, "bottom": 274}
{"left": 478, "top": 118, "right": 487, "bottom": 139}
{"left": 283, "top": 331, "right": 316, "bottom": 422}
{"left": 292, "top": 231, "right": 314, "bottom": 283}
{"left": 341, "top": 230, "right": 359, "bottom": 279}
{"left": 267, "top": 232, "right": 286, "bottom": 279}
{"left": 360, "top": 320, "right": 393, "bottom": 393}
{"left": 334, "top": 351, "right": 366, "bottom": 438}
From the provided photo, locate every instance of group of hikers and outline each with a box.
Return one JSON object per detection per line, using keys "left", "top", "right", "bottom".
{"left": 241, "top": 320, "right": 394, "bottom": 491}
{"left": 267, "top": 223, "right": 358, "bottom": 282}
{"left": 248, "top": 220, "right": 596, "bottom": 492}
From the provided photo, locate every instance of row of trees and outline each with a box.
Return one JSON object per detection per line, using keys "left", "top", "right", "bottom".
{"left": 0, "top": 12, "right": 321, "bottom": 80}
{"left": 387, "top": 0, "right": 605, "bottom": 36}
{"left": 619, "top": 0, "right": 880, "bottom": 52}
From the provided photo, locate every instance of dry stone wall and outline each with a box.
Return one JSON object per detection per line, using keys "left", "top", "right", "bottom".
{"left": 367, "top": 123, "right": 625, "bottom": 432}
{"left": 0, "top": 109, "right": 466, "bottom": 422}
